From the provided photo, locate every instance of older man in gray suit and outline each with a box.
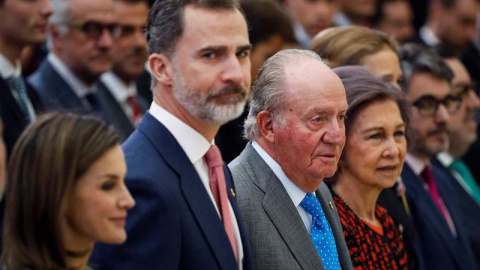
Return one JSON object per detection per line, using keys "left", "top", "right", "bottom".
{"left": 229, "top": 49, "right": 353, "bottom": 270}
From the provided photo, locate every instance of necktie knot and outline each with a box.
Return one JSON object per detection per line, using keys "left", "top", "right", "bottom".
{"left": 6, "top": 75, "right": 32, "bottom": 122}
{"left": 300, "top": 193, "right": 325, "bottom": 218}
{"left": 205, "top": 145, "right": 223, "bottom": 168}
{"left": 421, "top": 165, "right": 434, "bottom": 186}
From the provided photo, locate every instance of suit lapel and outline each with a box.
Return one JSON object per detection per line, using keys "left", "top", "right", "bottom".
{"left": 239, "top": 144, "right": 324, "bottom": 269}
{"left": 137, "top": 113, "right": 237, "bottom": 270}
{"left": 402, "top": 164, "right": 463, "bottom": 262}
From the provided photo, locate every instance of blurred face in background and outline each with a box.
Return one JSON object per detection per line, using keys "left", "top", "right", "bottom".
{"left": 111, "top": 0, "right": 149, "bottom": 83}
{"left": 445, "top": 58, "right": 480, "bottom": 157}
{"left": 436, "top": 0, "right": 478, "bottom": 49}
{"left": 0, "top": 0, "right": 52, "bottom": 49}
{"left": 361, "top": 47, "right": 403, "bottom": 89}
{"left": 250, "top": 34, "right": 285, "bottom": 80}
{"left": 377, "top": 0, "right": 414, "bottom": 44}
{"left": 51, "top": 0, "right": 115, "bottom": 84}
{"left": 284, "top": 0, "right": 336, "bottom": 38}
{"left": 338, "top": 0, "right": 377, "bottom": 20}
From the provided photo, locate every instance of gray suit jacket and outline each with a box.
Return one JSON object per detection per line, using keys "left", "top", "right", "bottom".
{"left": 229, "top": 142, "right": 353, "bottom": 270}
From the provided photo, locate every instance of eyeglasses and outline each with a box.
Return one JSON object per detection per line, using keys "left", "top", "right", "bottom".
{"left": 412, "top": 94, "right": 462, "bottom": 117}
{"left": 114, "top": 24, "right": 146, "bottom": 38}
{"left": 66, "top": 20, "right": 119, "bottom": 39}
{"left": 453, "top": 83, "right": 476, "bottom": 99}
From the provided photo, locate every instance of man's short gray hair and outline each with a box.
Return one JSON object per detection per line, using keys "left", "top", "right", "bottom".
{"left": 46, "top": 0, "right": 72, "bottom": 48}
{"left": 244, "top": 49, "right": 324, "bottom": 140}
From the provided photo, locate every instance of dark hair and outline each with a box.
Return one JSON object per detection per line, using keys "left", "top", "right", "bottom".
{"left": 399, "top": 43, "right": 454, "bottom": 92}
{"left": 241, "top": 0, "right": 295, "bottom": 46}
{"left": 146, "top": 0, "right": 241, "bottom": 57}
{"left": 2, "top": 113, "right": 119, "bottom": 269}
{"left": 310, "top": 26, "right": 399, "bottom": 68}
{"left": 434, "top": 44, "right": 462, "bottom": 59}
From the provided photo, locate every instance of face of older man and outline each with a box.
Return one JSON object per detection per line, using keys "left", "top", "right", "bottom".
{"left": 51, "top": 0, "right": 115, "bottom": 84}
{"left": 272, "top": 57, "right": 347, "bottom": 192}
{"left": 168, "top": 6, "right": 251, "bottom": 126}
{"left": 111, "top": 0, "right": 149, "bottom": 83}
{"left": 445, "top": 58, "right": 480, "bottom": 157}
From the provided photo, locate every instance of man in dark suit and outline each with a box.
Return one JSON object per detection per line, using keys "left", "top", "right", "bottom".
{"left": 98, "top": 0, "right": 150, "bottom": 140}
{"left": 28, "top": 0, "right": 115, "bottom": 116}
{"left": 230, "top": 49, "right": 353, "bottom": 270}
{"left": 0, "top": 0, "right": 52, "bottom": 157}
{"left": 398, "top": 44, "right": 477, "bottom": 270}
{"left": 90, "top": 0, "right": 253, "bottom": 269}
{"left": 435, "top": 52, "right": 480, "bottom": 267}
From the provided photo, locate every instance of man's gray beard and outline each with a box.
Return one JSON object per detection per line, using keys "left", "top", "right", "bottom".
{"left": 172, "top": 70, "right": 247, "bottom": 126}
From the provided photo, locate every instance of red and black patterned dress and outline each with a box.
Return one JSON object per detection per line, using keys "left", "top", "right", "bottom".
{"left": 332, "top": 193, "right": 409, "bottom": 270}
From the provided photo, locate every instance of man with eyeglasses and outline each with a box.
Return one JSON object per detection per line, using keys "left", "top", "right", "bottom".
{"left": 28, "top": 0, "right": 116, "bottom": 116}
{"left": 398, "top": 43, "right": 477, "bottom": 270}
{"left": 434, "top": 47, "right": 480, "bottom": 267}
{"left": 97, "top": 0, "right": 150, "bottom": 140}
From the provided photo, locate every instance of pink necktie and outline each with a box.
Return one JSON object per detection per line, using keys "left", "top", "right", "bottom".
{"left": 126, "top": 95, "right": 142, "bottom": 126}
{"left": 421, "top": 166, "right": 449, "bottom": 222}
{"left": 205, "top": 145, "right": 237, "bottom": 259}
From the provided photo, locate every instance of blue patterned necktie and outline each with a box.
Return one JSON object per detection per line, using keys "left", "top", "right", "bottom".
{"left": 6, "top": 76, "right": 32, "bottom": 122}
{"left": 300, "top": 193, "right": 341, "bottom": 270}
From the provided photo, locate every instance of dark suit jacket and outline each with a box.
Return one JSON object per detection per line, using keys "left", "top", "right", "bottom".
{"left": 0, "top": 76, "right": 43, "bottom": 157}
{"left": 401, "top": 162, "right": 477, "bottom": 270}
{"left": 0, "top": 75, "right": 43, "bottom": 257}
{"left": 377, "top": 185, "right": 424, "bottom": 270}
{"left": 432, "top": 158, "right": 480, "bottom": 269}
{"left": 90, "top": 112, "right": 253, "bottom": 270}
{"left": 96, "top": 81, "right": 148, "bottom": 141}
{"left": 28, "top": 59, "right": 94, "bottom": 115}
{"left": 229, "top": 142, "right": 353, "bottom": 270}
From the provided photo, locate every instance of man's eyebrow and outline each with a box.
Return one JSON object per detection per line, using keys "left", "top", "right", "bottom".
{"left": 237, "top": 44, "right": 252, "bottom": 51}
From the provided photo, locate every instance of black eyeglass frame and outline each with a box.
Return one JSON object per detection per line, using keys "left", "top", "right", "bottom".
{"left": 411, "top": 94, "right": 463, "bottom": 117}
{"left": 65, "top": 20, "right": 120, "bottom": 39}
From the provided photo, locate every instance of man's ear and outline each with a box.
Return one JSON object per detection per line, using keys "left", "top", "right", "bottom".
{"left": 257, "top": 111, "right": 275, "bottom": 143}
{"left": 149, "top": 53, "right": 174, "bottom": 88}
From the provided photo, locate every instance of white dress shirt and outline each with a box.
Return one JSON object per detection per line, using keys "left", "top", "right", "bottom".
{"left": 419, "top": 26, "right": 441, "bottom": 47}
{"left": 149, "top": 102, "right": 244, "bottom": 268}
{"left": 48, "top": 53, "right": 95, "bottom": 99}
{"left": 100, "top": 72, "right": 140, "bottom": 124}
{"left": 0, "top": 52, "right": 36, "bottom": 120}
{"left": 251, "top": 140, "right": 314, "bottom": 233}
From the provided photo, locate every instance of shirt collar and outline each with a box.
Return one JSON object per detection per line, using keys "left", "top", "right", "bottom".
{"left": 405, "top": 153, "right": 428, "bottom": 176}
{"left": 252, "top": 140, "right": 307, "bottom": 207}
{"left": 436, "top": 152, "right": 454, "bottom": 167}
{"left": 0, "top": 53, "right": 21, "bottom": 79}
{"left": 100, "top": 71, "right": 137, "bottom": 103}
{"left": 293, "top": 22, "right": 312, "bottom": 49}
{"left": 333, "top": 12, "right": 352, "bottom": 26}
{"left": 149, "top": 101, "right": 212, "bottom": 164}
{"left": 48, "top": 53, "right": 94, "bottom": 98}
{"left": 419, "top": 26, "right": 441, "bottom": 47}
